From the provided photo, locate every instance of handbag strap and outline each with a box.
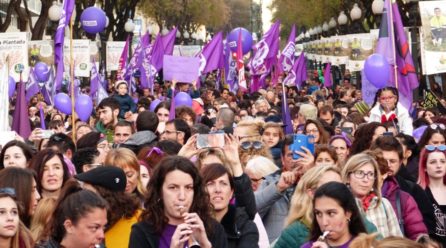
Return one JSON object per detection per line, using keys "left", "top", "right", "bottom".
{"left": 396, "top": 190, "right": 405, "bottom": 235}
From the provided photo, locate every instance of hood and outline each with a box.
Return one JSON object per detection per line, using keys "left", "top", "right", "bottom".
{"left": 124, "top": 131, "right": 157, "bottom": 146}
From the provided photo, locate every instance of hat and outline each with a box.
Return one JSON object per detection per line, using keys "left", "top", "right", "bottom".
{"left": 115, "top": 80, "right": 128, "bottom": 90}
{"left": 75, "top": 166, "right": 127, "bottom": 192}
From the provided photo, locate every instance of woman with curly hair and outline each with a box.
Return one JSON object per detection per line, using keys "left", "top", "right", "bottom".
{"left": 350, "top": 122, "right": 386, "bottom": 155}
{"left": 129, "top": 156, "right": 227, "bottom": 248}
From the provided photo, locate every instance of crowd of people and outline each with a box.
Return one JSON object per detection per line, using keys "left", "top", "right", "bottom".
{"left": 1, "top": 74, "right": 446, "bottom": 248}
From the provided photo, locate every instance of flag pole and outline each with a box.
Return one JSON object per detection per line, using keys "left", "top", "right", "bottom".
{"left": 69, "top": 15, "right": 76, "bottom": 142}
{"left": 389, "top": 0, "right": 398, "bottom": 89}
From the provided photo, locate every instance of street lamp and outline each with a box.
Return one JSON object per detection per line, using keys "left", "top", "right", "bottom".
{"left": 350, "top": 3, "right": 362, "bottom": 21}
{"left": 48, "top": 1, "right": 62, "bottom": 22}
{"left": 322, "top": 22, "right": 329, "bottom": 32}
{"left": 329, "top": 18, "right": 337, "bottom": 29}
{"left": 124, "top": 19, "right": 135, "bottom": 33}
{"left": 372, "top": 0, "right": 384, "bottom": 14}
{"left": 338, "top": 11, "right": 348, "bottom": 25}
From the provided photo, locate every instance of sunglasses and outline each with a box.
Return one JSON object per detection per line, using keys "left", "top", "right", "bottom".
{"left": 430, "top": 123, "right": 446, "bottom": 130}
{"left": 425, "top": 145, "right": 446, "bottom": 152}
{"left": 0, "top": 187, "right": 16, "bottom": 197}
{"left": 241, "top": 141, "right": 263, "bottom": 150}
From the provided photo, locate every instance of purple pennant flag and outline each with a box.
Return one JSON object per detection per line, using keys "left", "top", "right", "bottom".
{"left": 117, "top": 36, "right": 130, "bottom": 80}
{"left": 323, "top": 63, "right": 332, "bottom": 88}
{"left": 125, "top": 33, "right": 150, "bottom": 80}
{"left": 39, "top": 104, "right": 46, "bottom": 130}
{"left": 12, "top": 78, "right": 31, "bottom": 138}
{"left": 283, "top": 52, "right": 307, "bottom": 87}
{"left": 250, "top": 21, "right": 280, "bottom": 76}
{"left": 26, "top": 68, "right": 39, "bottom": 102}
{"left": 44, "top": 66, "right": 55, "bottom": 105}
{"left": 140, "top": 34, "right": 164, "bottom": 89}
{"left": 198, "top": 32, "right": 224, "bottom": 76}
{"left": 162, "top": 28, "right": 177, "bottom": 56}
{"left": 278, "top": 24, "right": 296, "bottom": 74}
{"left": 54, "top": 0, "right": 74, "bottom": 90}
{"left": 281, "top": 84, "right": 293, "bottom": 134}
{"left": 224, "top": 40, "right": 237, "bottom": 92}
{"left": 90, "top": 59, "right": 99, "bottom": 97}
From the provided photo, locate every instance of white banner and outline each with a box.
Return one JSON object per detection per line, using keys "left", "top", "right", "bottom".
{"left": 28, "top": 40, "right": 54, "bottom": 66}
{"left": 173, "top": 45, "right": 202, "bottom": 57}
{"left": 106, "top": 41, "right": 126, "bottom": 72}
{"left": 0, "top": 32, "right": 29, "bottom": 82}
{"left": 63, "top": 39, "right": 91, "bottom": 77}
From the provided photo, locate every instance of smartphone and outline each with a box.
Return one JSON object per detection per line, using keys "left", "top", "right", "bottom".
{"left": 341, "top": 127, "right": 353, "bottom": 135}
{"left": 40, "top": 130, "right": 54, "bottom": 139}
{"left": 289, "top": 134, "right": 315, "bottom": 160}
{"left": 196, "top": 133, "right": 225, "bottom": 149}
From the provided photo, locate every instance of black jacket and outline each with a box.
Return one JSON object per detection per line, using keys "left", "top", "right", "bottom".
{"left": 129, "top": 219, "right": 227, "bottom": 248}
{"left": 233, "top": 174, "right": 257, "bottom": 220}
{"left": 396, "top": 167, "right": 436, "bottom": 236}
{"left": 221, "top": 205, "right": 259, "bottom": 248}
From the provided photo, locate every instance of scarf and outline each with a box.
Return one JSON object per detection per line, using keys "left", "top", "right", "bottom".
{"left": 361, "top": 192, "right": 376, "bottom": 211}
{"left": 381, "top": 113, "right": 396, "bottom": 123}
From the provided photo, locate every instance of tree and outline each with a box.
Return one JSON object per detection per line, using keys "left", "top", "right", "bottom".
{"left": 138, "top": 0, "right": 230, "bottom": 42}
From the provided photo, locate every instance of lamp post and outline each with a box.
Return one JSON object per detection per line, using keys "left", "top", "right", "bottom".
{"left": 124, "top": 19, "right": 135, "bottom": 58}
{"left": 48, "top": 1, "right": 62, "bottom": 22}
{"left": 338, "top": 11, "right": 348, "bottom": 35}
{"left": 350, "top": 3, "right": 363, "bottom": 34}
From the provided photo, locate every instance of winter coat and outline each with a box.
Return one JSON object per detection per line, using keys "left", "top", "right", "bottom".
{"left": 369, "top": 102, "right": 413, "bottom": 135}
{"left": 120, "top": 130, "right": 158, "bottom": 154}
{"left": 425, "top": 187, "right": 446, "bottom": 246}
{"left": 382, "top": 176, "right": 428, "bottom": 240}
{"left": 113, "top": 93, "right": 136, "bottom": 119}
{"left": 129, "top": 219, "right": 228, "bottom": 248}
{"left": 221, "top": 205, "right": 259, "bottom": 248}
{"left": 396, "top": 167, "right": 437, "bottom": 237}
{"left": 255, "top": 171, "right": 295, "bottom": 243}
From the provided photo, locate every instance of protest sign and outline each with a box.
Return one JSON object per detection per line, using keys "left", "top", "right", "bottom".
{"left": 106, "top": 41, "right": 126, "bottom": 72}
{"left": 0, "top": 32, "right": 29, "bottom": 82}
{"left": 63, "top": 39, "right": 90, "bottom": 77}
{"left": 163, "top": 55, "right": 200, "bottom": 83}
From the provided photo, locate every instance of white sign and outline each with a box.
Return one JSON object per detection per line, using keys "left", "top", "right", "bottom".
{"left": 106, "top": 41, "right": 126, "bottom": 72}
{"left": 63, "top": 39, "right": 91, "bottom": 77}
{"left": 0, "top": 32, "right": 29, "bottom": 82}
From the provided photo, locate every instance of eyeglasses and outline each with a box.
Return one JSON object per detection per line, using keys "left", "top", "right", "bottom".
{"left": 430, "top": 123, "right": 446, "bottom": 130}
{"left": 241, "top": 141, "right": 263, "bottom": 150}
{"left": 425, "top": 145, "right": 446, "bottom": 152}
{"left": 0, "top": 187, "right": 16, "bottom": 197}
{"left": 351, "top": 170, "right": 375, "bottom": 180}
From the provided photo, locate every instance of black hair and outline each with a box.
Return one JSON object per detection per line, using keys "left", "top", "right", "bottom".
{"left": 156, "top": 140, "right": 182, "bottom": 155}
{"left": 166, "top": 119, "right": 191, "bottom": 144}
{"left": 371, "top": 87, "right": 399, "bottom": 109}
{"left": 371, "top": 135, "right": 404, "bottom": 160}
{"left": 0, "top": 140, "right": 35, "bottom": 169}
{"left": 136, "top": 111, "right": 159, "bottom": 132}
{"left": 281, "top": 135, "right": 294, "bottom": 155}
{"left": 310, "top": 182, "right": 366, "bottom": 241}
{"left": 97, "top": 97, "right": 120, "bottom": 111}
{"left": 47, "top": 133, "right": 76, "bottom": 154}
{"left": 72, "top": 147, "right": 100, "bottom": 174}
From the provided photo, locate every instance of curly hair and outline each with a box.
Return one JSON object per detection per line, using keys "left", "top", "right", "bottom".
{"left": 350, "top": 122, "right": 385, "bottom": 155}
{"left": 140, "top": 156, "right": 213, "bottom": 235}
{"left": 94, "top": 185, "right": 140, "bottom": 230}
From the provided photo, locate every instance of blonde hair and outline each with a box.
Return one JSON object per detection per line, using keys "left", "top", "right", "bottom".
{"left": 235, "top": 119, "right": 265, "bottom": 137}
{"left": 262, "top": 122, "right": 285, "bottom": 140}
{"left": 30, "top": 198, "right": 56, "bottom": 242}
{"left": 341, "top": 153, "right": 383, "bottom": 208}
{"left": 299, "top": 104, "right": 318, "bottom": 121}
{"left": 235, "top": 119, "right": 273, "bottom": 166}
{"left": 105, "top": 147, "right": 146, "bottom": 195}
{"left": 285, "top": 165, "right": 341, "bottom": 227}
{"left": 245, "top": 156, "right": 279, "bottom": 179}
{"left": 196, "top": 148, "right": 231, "bottom": 174}
{"left": 12, "top": 222, "right": 34, "bottom": 248}
{"left": 350, "top": 233, "right": 425, "bottom": 248}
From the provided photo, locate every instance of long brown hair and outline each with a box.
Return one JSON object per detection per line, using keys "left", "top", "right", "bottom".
{"left": 140, "top": 156, "right": 213, "bottom": 235}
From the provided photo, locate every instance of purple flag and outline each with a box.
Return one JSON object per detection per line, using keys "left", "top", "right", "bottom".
{"left": 281, "top": 84, "right": 293, "bottom": 134}
{"left": 140, "top": 34, "right": 164, "bottom": 89}
{"left": 162, "top": 28, "right": 177, "bottom": 56}
{"left": 278, "top": 24, "right": 296, "bottom": 74}
{"left": 198, "top": 32, "right": 224, "bottom": 75}
{"left": 44, "top": 66, "right": 55, "bottom": 105}
{"left": 363, "top": 0, "right": 418, "bottom": 110}
{"left": 125, "top": 33, "right": 150, "bottom": 80}
{"left": 117, "top": 36, "right": 130, "bottom": 80}
{"left": 283, "top": 52, "right": 307, "bottom": 87}
{"left": 96, "top": 67, "right": 109, "bottom": 104}
{"left": 54, "top": 60, "right": 64, "bottom": 91}
{"left": 323, "top": 63, "right": 332, "bottom": 87}
{"left": 90, "top": 59, "right": 99, "bottom": 97}
{"left": 12, "top": 78, "right": 31, "bottom": 138}
{"left": 54, "top": 0, "right": 74, "bottom": 90}
{"left": 39, "top": 104, "right": 46, "bottom": 130}
{"left": 224, "top": 40, "right": 237, "bottom": 92}
{"left": 250, "top": 21, "right": 280, "bottom": 76}
{"left": 26, "top": 68, "right": 39, "bottom": 102}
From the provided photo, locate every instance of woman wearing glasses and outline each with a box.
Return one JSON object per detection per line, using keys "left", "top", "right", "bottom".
{"left": 369, "top": 87, "right": 413, "bottom": 135}
{"left": 0, "top": 187, "right": 34, "bottom": 248}
{"left": 304, "top": 120, "right": 330, "bottom": 145}
{"left": 417, "top": 145, "right": 446, "bottom": 246}
{"left": 341, "top": 153, "right": 402, "bottom": 238}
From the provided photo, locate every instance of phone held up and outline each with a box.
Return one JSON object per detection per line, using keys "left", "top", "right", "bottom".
{"left": 196, "top": 132, "right": 225, "bottom": 149}
{"left": 289, "top": 134, "right": 315, "bottom": 160}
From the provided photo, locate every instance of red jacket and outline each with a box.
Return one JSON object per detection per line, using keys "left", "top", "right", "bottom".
{"left": 382, "top": 176, "right": 428, "bottom": 240}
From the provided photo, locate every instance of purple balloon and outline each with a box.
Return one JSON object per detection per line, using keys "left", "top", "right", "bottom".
{"left": 8, "top": 76, "right": 15, "bottom": 98}
{"left": 227, "top": 27, "right": 253, "bottom": 55}
{"left": 174, "top": 92, "right": 192, "bottom": 107}
{"left": 54, "top": 93, "right": 72, "bottom": 115}
{"left": 150, "top": 99, "right": 161, "bottom": 112}
{"left": 75, "top": 94, "right": 93, "bottom": 122}
{"left": 364, "top": 53, "right": 390, "bottom": 89}
{"left": 34, "top": 62, "right": 50, "bottom": 82}
{"left": 413, "top": 125, "right": 427, "bottom": 142}
{"left": 80, "top": 7, "right": 107, "bottom": 34}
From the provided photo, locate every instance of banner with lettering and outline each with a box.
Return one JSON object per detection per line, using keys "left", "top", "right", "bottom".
{"left": 0, "top": 32, "right": 29, "bottom": 82}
